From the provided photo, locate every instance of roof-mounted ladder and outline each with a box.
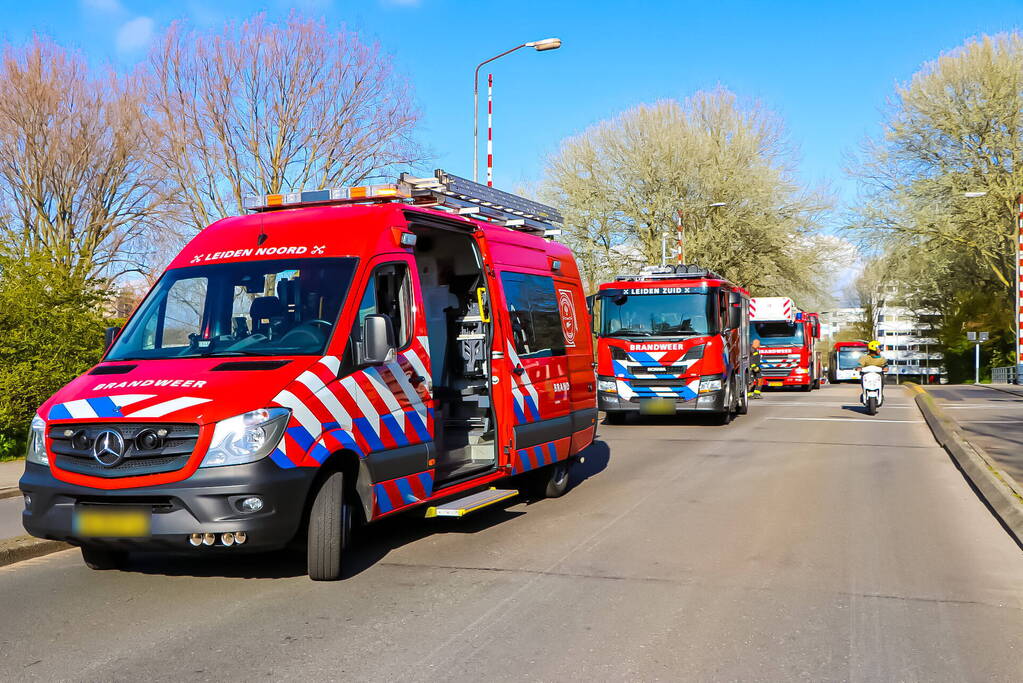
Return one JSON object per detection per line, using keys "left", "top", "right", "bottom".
{"left": 242, "top": 169, "right": 563, "bottom": 238}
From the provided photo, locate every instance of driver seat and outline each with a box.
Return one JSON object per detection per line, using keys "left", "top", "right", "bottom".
{"left": 250, "top": 296, "right": 285, "bottom": 338}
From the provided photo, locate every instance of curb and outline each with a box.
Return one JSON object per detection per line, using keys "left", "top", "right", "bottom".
{"left": 908, "top": 383, "right": 1023, "bottom": 546}
{"left": 0, "top": 487, "right": 22, "bottom": 501}
{"left": 0, "top": 534, "right": 72, "bottom": 568}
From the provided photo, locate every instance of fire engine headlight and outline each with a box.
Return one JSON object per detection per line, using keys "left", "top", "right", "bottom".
{"left": 26, "top": 415, "right": 48, "bottom": 466}
{"left": 794, "top": 368, "right": 808, "bottom": 374}
{"left": 597, "top": 379, "right": 617, "bottom": 393}
{"left": 699, "top": 375, "right": 723, "bottom": 393}
{"left": 200, "top": 408, "right": 290, "bottom": 468}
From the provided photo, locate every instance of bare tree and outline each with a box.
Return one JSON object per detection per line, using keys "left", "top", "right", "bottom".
{"left": 543, "top": 90, "right": 833, "bottom": 297}
{"left": 0, "top": 39, "right": 172, "bottom": 280}
{"left": 148, "top": 13, "right": 427, "bottom": 233}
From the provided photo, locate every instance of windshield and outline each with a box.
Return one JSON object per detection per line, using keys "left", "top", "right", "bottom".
{"left": 751, "top": 321, "right": 804, "bottom": 347}
{"left": 837, "top": 348, "right": 865, "bottom": 370}
{"left": 107, "top": 258, "right": 357, "bottom": 360}
{"left": 599, "top": 289, "right": 715, "bottom": 337}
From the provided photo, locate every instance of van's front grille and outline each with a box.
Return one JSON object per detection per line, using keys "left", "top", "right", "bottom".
{"left": 48, "top": 423, "right": 199, "bottom": 478}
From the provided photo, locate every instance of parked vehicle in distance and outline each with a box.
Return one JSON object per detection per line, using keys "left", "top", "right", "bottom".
{"left": 749, "top": 296, "right": 821, "bottom": 391}
{"left": 594, "top": 264, "right": 751, "bottom": 425}
{"left": 19, "top": 170, "right": 597, "bottom": 580}
{"left": 830, "top": 340, "right": 868, "bottom": 383}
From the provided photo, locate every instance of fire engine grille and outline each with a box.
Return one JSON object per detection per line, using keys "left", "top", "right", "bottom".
{"left": 761, "top": 368, "right": 792, "bottom": 378}
{"left": 48, "top": 423, "right": 200, "bottom": 478}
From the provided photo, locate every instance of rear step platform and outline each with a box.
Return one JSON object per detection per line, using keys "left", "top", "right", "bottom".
{"left": 425, "top": 488, "right": 518, "bottom": 518}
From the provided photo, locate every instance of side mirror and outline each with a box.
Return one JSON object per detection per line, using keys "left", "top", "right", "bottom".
{"left": 104, "top": 326, "right": 121, "bottom": 351}
{"left": 359, "top": 314, "right": 396, "bottom": 365}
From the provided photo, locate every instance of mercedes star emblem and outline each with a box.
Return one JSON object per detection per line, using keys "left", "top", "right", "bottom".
{"left": 92, "top": 430, "right": 126, "bottom": 467}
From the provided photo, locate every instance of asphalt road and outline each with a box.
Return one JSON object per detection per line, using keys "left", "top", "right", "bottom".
{"left": 1, "top": 384, "right": 1021, "bottom": 682}
{"left": 923, "top": 384, "right": 1023, "bottom": 483}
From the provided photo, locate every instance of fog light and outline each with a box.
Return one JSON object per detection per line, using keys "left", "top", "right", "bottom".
{"left": 189, "top": 533, "right": 203, "bottom": 546}
{"left": 239, "top": 496, "right": 264, "bottom": 513}
{"left": 234, "top": 531, "right": 247, "bottom": 545}
{"left": 221, "top": 532, "right": 235, "bottom": 546}
{"left": 202, "top": 532, "right": 215, "bottom": 546}
{"left": 23, "top": 494, "right": 32, "bottom": 509}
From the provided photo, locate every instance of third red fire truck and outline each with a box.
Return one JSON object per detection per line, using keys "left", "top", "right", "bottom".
{"left": 749, "top": 297, "right": 821, "bottom": 391}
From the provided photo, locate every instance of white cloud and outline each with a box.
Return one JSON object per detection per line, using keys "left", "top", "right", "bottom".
{"left": 81, "top": 0, "right": 123, "bottom": 14}
{"left": 115, "top": 16, "right": 155, "bottom": 54}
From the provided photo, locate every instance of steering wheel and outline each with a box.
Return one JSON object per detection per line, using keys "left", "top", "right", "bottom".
{"left": 278, "top": 320, "right": 332, "bottom": 348}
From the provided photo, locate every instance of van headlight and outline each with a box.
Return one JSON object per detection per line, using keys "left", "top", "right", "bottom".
{"left": 597, "top": 379, "right": 617, "bottom": 393}
{"left": 200, "top": 408, "right": 290, "bottom": 468}
{"left": 699, "top": 375, "right": 722, "bottom": 393}
{"left": 26, "top": 415, "right": 47, "bottom": 465}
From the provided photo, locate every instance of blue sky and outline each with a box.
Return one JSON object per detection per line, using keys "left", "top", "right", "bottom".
{"left": 6, "top": 0, "right": 1023, "bottom": 212}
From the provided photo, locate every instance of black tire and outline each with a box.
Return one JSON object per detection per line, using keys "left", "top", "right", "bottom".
{"left": 734, "top": 375, "right": 748, "bottom": 415}
{"left": 604, "top": 411, "right": 627, "bottom": 425}
{"left": 81, "top": 546, "right": 127, "bottom": 571}
{"left": 800, "top": 383, "right": 812, "bottom": 392}
{"left": 866, "top": 396, "right": 878, "bottom": 416}
{"left": 529, "top": 460, "right": 572, "bottom": 498}
{"left": 307, "top": 471, "right": 351, "bottom": 581}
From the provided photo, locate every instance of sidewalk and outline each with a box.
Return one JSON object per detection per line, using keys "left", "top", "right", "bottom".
{"left": 911, "top": 383, "right": 1023, "bottom": 544}
{"left": 0, "top": 459, "right": 23, "bottom": 500}
{"left": 923, "top": 384, "right": 1023, "bottom": 483}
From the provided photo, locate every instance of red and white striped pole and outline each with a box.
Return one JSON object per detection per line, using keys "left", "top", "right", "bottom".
{"left": 486, "top": 73, "right": 494, "bottom": 187}
{"left": 1016, "top": 195, "right": 1022, "bottom": 383}
{"left": 676, "top": 210, "right": 685, "bottom": 265}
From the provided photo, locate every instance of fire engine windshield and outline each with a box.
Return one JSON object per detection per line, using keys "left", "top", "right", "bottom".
{"left": 106, "top": 258, "right": 357, "bottom": 360}
{"left": 599, "top": 290, "right": 715, "bottom": 337}
{"left": 751, "top": 321, "right": 804, "bottom": 347}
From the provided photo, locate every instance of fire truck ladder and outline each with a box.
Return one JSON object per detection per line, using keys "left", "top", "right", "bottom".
{"left": 243, "top": 169, "right": 563, "bottom": 238}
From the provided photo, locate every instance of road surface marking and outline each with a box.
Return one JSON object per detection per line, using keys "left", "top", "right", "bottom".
{"left": 759, "top": 402, "right": 915, "bottom": 408}
{"left": 766, "top": 417, "right": 925, "bottom": 423}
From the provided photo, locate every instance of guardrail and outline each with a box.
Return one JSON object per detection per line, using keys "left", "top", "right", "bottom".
{"left": 992, "top": 366, "right": 1017, "bottom": 384}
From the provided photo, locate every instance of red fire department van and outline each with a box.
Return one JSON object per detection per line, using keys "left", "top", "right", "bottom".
{"left": 594, "top": 265, "right": 751, "bottom": 424}
{"left": 749, "top": 296, "right": 821, "bottom": 390}
{"left": 20, "top": 170, "right": 597, "bottom": 580}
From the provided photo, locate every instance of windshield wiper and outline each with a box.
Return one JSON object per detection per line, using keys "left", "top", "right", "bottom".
{"left": 610, "top": 328, "right": 653, "bottom": 337}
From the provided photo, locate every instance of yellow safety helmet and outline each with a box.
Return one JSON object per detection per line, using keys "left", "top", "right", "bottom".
{"left": 867, "top": 340, "right": 881, "bottom": 352}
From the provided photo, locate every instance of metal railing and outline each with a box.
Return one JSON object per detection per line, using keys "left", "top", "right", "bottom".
{"left": 992, "top": 366, "right": 1017, "bottom": 384}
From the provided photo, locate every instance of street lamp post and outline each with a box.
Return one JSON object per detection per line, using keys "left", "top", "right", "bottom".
{"left": 473, "top": 38, "right": 561, "bottom": 184}
{"left": 677, "top": 202, "right": 726, "bottom": 265}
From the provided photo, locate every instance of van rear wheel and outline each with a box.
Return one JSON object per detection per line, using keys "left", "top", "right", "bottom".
{"left": 529, "top": 460, "right": 572, "bottom": 498}
{"left": 81, "top": 546, "right": 127, "bottom": 571}
{"left": 307, "top": 471, "right": 352, "bottom": 581}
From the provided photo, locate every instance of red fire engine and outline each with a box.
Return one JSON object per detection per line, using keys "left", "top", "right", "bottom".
{"left": 594, "top": 265, "right": 751, "bottom": 424}
{"left": 20, "top": 170, "right": 597, "bottom": 580}
{"left": 749, "top": 297, "right": 821, "bottom": 390}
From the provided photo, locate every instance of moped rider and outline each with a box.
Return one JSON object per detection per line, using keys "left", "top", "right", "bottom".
{"left": 858, "top": 340, "right": 888, "bottom": 371}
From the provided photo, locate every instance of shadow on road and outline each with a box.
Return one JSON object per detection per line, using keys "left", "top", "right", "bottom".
{"left": 117, "top": 440, "right": 613, "bottom": 582}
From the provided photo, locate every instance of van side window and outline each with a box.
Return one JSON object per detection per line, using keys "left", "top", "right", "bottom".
{"left": 352, "top": 263, "right": 412, "bottom": 349}
{"left": 500, "top": 272, "right": 565, "bottom": 358}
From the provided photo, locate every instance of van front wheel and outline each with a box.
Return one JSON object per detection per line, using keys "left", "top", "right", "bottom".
{"left": 307, "top": 471, "right": 352, "bottom": 581}
{"left": 81, "top": 546, "right": 127, "bottom": 570}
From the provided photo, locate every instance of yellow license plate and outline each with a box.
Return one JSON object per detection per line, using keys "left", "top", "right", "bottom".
{"left": 768, "top": 381, "right": 783, "bottom": 387}
{"left": 639, "top": 398, "right": 676, "bottom": 415}
{"left": 74, "top": 507, "right": 151, "bottom": 538}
